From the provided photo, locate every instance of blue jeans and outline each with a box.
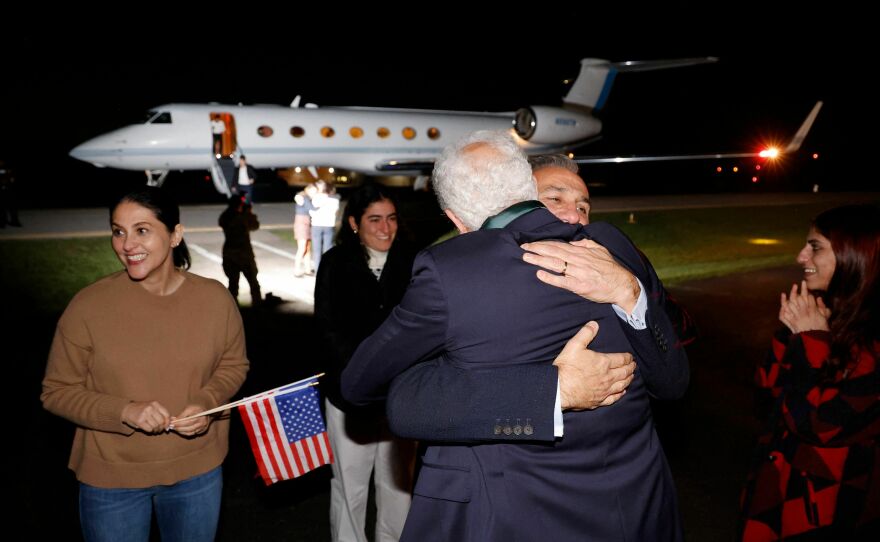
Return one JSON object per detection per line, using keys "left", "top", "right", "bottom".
{"left": 79, "top": 466, "right": 222, "bottom": 542}
{"left": 312, "top": 226, "right": 335, "bottom": 271}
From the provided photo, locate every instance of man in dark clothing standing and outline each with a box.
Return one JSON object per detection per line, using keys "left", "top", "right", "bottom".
{"left": 233, "top": 155, "right": 257, "bottom": 204}
{"left": 219, "top": 196, "right": 261, "bottom": 305}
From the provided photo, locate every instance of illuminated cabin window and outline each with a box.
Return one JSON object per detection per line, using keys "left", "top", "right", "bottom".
{"left": 290, "top": 126, "right": 305, "bottom": 138}
{"left": 321, "top": 126, "right": 335, "bottom": 138}
{"left": 257, "top": 125, "right": 274, "bottom": 137}
{"left": 427, "top": 127, "right": 441, "bottom": 140}
{"left": 377, "top": 127, "right": 390, "bottom": 138}
{"left": 349, "top": 127, "right": 364, "bottom": 138}
{"left": 402, "top": 127, "right": 416, "bottom": 140}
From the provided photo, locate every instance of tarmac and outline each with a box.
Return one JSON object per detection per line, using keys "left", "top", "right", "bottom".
{"left": 6, "top": 191, "right": 878, "bottom": 540}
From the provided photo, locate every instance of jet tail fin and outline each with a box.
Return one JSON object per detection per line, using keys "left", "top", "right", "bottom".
{"left": 785, "top": 101, "right": 823, "bottom": 153}
{"left": 563, "top": 57, "right": 718, "bottom": 111}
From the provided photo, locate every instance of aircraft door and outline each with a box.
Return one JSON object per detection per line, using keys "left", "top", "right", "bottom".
{"left": 210, "top": 112, "right": 238, "bottom": 158}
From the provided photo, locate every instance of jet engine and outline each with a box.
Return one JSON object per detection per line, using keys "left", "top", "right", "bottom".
{"left": 513, "top": 106, "right": 601, "bottom": 145}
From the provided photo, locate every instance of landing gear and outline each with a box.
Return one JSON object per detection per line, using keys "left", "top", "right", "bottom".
{"left": 145, "top": 170, "right": 169, "bottom": 188}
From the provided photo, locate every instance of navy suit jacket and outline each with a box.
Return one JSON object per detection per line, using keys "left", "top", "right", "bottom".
{"left": 341, "top": 207, "right": 686, "bottom": 541}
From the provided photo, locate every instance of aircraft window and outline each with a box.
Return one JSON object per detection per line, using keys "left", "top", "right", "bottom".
{"left": 377, "top": 127, "right": 390, "bottom": 138}
{"left": 427, "top": 127, "right": 441, "bottom": 140}
{"left": 139, "top": 110, "right": 159, "bottom": 124}
{"left": 290, "top": 126, "right": 305, "bottom": 138}
{"left": 150, "top": 112, "right": 172, "bottom": 124}
{"left": 402, "top": 127, "right": 416, "bottom": 140}
{"left": 258, "top": 125, "right": 274, "bottom": 137}
{"left": 321, "top": 127, "right": 335, "bottom": 138}
{"left": 349, "top": 127, "right": 364, "bottom": 139}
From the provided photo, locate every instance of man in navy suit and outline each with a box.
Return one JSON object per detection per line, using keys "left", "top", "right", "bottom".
{"left": 342, "top": 131, "right": 688, "bottom": 541}
{"left": 382, "top": 154, "right": 695, "bottom": 442}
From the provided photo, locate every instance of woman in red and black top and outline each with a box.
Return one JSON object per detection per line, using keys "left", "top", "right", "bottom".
{"left": 741, "top": 204, "right": 880, "bottom": 540}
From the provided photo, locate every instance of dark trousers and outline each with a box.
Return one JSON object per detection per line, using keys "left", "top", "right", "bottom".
{"left": 222, "top": 256, "right": 261, "bottom": 303}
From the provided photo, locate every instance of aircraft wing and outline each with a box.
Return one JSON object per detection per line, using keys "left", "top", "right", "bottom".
{"left": 573, "top": 101, "right": 823, "bottom": 165}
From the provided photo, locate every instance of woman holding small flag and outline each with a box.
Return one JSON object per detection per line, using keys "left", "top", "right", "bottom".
{"left": 41, "top": 187, "right": 249, "bottom": 542}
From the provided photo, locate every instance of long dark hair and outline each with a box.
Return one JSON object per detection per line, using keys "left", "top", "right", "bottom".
{"left": 337, "top": 183, "right": 400, "bottom": 248}
{"left": 109, "top": 187, "right": 191, "bottom": 270}
{"left": 813, "top": 204, "right": 880, "bottom": 365}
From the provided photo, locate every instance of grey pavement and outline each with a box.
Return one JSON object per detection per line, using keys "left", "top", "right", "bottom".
{"left": 4, "top": 191, "right": 876, "bottom": 318}
{"left": 3, "top": 192, "right": 878, "bottom": 239}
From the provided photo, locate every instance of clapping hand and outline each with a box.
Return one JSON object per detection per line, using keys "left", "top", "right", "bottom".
{"left": 779, "top": 280, "right": 830, "bottom": 333}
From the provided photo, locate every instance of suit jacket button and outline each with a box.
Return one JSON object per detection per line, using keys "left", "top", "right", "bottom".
{"left": 513, "top": 419, "right": 523, "bottom": 436}
{"left": 523, "top": 423, "right": 534, "bottom": 436}
{"left": 494, "top": 420, "right": 502, "bottom": 435}
{"left": 502, "top": 419, "right": 512, "bottom": 436}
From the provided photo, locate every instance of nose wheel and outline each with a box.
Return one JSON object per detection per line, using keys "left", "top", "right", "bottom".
{"left": 145, "top": 169, "right": 169, "bottom": 187}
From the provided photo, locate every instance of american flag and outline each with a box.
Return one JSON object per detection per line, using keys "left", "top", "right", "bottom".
{"left": 238, "top": 380, "right": 334, "bottom": 485}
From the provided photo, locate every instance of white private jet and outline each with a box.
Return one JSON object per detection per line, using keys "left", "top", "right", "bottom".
{"left": 68, "top": 57, "right": 820, "bottom": 196}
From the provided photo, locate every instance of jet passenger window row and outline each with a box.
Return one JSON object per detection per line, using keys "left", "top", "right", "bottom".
{"left": 263, "top": 125, "right": 442, "bottom": 140}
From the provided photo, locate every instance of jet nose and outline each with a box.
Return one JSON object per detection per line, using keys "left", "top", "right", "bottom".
{"left": 69, "top": 133, "right": 126, "bottom": 168}
{"left": 69, "top": 143, "right": 94, "bottom": 163}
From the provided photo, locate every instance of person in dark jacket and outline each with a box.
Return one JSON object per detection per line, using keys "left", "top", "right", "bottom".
{"left": 218, "top": 196, "right": 261, "bottom": 305}
{"left": 313, "top": 183, "right": 417, "bottom": 542}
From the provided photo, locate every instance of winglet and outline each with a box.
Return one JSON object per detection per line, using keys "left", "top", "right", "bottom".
{"left": 785, "top": 101, "right": 823, "bottom": 153}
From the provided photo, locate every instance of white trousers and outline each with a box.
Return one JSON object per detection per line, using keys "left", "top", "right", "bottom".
{"left": 325, "top": 399, "right": 416, "bottom": 542}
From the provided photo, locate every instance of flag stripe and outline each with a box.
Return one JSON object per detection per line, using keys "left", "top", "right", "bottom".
{"left": 239, "top": 403, "right": 274, "bottom": 484}
{"left": 263, "top": 397, "right": 296, "bottom": 479}
{"left": 305, "top": 436, "right": 320, "bottom": 469}
{"left": 294, "top": 440, "right": 312, "bottom": 472}
{"left": 256, "top": 398, "right": 289, "bottom": 481}
{"left": 241, "top": 402, "right": 277, "bottom": 484}
{"left": 289, "top": 438, "right": 307, "bottom": 476}
{"left": 319, "top": 432, "right": 334, "bottom": 464}
{"left": 251, "top": 402, "right": 279, "bottom": 480}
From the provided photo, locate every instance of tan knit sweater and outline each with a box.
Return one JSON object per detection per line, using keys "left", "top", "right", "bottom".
{"left": 41, "top": 271, "right": 249, "bottom": 488}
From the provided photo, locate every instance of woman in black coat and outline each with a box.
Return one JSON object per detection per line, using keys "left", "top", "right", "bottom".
{"left": 314, "top": 183, "right": 417, "bottom": 542}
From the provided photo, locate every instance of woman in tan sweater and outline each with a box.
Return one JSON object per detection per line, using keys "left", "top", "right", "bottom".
{"left": 41, "top": 188, "right": 249, "bottom": 542}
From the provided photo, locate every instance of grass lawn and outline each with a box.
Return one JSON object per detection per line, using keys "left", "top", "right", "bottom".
{"left": 596, "top": 203, "right": 834, "bottom": 285}
{"left": 1, "top": 201, "right": 868, "bottom": 310}
{"left": 1, "top": 237, "right": 122, "bottom": 313}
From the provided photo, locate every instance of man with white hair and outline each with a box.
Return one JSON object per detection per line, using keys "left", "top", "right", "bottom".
{"left": 381, "top": 152, "right": 697, "bottom": 441}
{"left": 342, "top": 131, "right": 687, "bottom": 541}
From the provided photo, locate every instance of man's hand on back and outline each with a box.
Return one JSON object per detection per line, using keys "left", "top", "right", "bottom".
{"left": 554, "top": 321, "right": 636, "bottom": 410}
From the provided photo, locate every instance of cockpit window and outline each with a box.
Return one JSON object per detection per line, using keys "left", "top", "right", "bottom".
{"left": 150, "top": 112, "right": 172, "bottom": 124}
{"left": 138, "top": 110, "right": 159, "bottom": 124}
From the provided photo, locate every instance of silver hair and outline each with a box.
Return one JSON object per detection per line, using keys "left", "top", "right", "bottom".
{"left": 432, "top": 130, "right": 537, "bottom": 230}
{"left": 528, "top": 153, "right": 579, "bottom": 174}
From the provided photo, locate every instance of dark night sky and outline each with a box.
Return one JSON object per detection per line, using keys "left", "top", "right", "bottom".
{"left": 1, "top": 11, "right": 871, "bottom": 206}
